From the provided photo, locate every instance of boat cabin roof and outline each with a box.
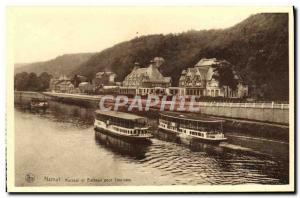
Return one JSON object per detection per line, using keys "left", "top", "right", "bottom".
{"left": 95, "top": 110, "right": 145, "bottom": 121}
{"left": 160, "top": 111, "right": 224, "bottom": 123}
{"left": 31, "top": 98, "right": 47, "bottom": 102}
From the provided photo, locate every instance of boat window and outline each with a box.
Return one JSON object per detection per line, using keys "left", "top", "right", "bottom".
{"left": 135, "top": 118, "right": 146, "bottom": 128}
{"left": 180, "top": 120, "right": 222, "bottom": 132}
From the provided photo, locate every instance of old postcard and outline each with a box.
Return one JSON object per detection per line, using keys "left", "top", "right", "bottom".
{"left": 6, "top": 6, "right": 294, "bottom": 192}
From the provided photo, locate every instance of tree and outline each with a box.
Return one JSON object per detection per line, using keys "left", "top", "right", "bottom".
{"left": 14, "top": 71, "right": 52, "bottom": 91}
{"left": 14, "top": 72, "right": 29, "bottom": 91}
{"left": 212, "top": 60, "right": 238, "bottom": 97}
{"left": 27, "top": 73, "right": 40, "bottom": 91}
{"left": 71, "top": 74, "right": 81, "bottom": 88}
{"left": 38, "top": 72, "right": 52, "bottom": 91}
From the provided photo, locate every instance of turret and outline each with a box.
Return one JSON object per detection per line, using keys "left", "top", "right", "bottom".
{"left": 152, "top": 57, "right": 165, "bottom": 68}
{"left": 133, "top": 62, "right": 140, "bottom": 70}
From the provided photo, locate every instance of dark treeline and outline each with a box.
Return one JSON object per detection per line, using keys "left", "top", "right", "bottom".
{"left": 74, "top": 13, "right": 288, "bottom": 101}
{"left": 14, "top": 72, "right": 52, "bottom": 91}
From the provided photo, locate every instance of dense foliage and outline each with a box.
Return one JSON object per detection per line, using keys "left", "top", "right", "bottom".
{"left": 74, "top": 13, "right": 289, "bottom": 100}
{"left": 14, "top": 72, "right": 52, "bottom": 91}
{"left": 212, "top": 61, "right": 238, "bottom": 91}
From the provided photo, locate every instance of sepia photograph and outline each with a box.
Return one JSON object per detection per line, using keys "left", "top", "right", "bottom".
{"left": 6, "top": 6, "right": 294, "bottom": 192}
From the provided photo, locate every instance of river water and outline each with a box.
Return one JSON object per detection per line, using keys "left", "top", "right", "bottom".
{"left": 14, "top": 101, "right": 289, "bottom": 186}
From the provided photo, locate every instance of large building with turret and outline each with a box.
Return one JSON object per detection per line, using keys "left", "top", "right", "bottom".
{"left": 120, "top": 57, "right": 171, "bottom": 95}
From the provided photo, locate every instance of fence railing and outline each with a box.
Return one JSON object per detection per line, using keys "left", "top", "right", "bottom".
{"left": 199, "top": 102, "right": 289, "bottom": 110}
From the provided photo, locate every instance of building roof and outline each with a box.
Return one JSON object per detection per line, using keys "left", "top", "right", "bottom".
{"left": 195, "top": 58, "right": 219, "bottom": 67}
{"left": 79, "top": 82, "right": 93, "bottom": 88}
{"left": 125, "top": 64, "right": 170, "bottom": 83}
{"left": 77, "top": 75, "right": 88, "bottom": 82}
{"left": 79, "top": 82, "right": 89, "bottom": 85}
{"left": 179, "top": 58, "right": 220, "bottom": 84}
{"left": 55, "top": 80, "right": 72, "bottom": 86}
{"left": 186, "top": 67, "right": 210, "bottom": 81}
{"left": 95, "top": 110, "right": 145, "bottom": 121}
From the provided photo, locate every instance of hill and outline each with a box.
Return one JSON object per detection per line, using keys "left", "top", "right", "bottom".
{"left": 74, "top": 13, "right": 289, "bottom": 100}
{"left": 14, "top": 53, "right": 95, "bottom": 76}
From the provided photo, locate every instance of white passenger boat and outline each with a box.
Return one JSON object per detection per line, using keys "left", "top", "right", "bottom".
{"left": 158, "top": 112, "right": 227, "bottom": 144}
{"left": 94, "top": 110, "right": 152, "bottom": 141}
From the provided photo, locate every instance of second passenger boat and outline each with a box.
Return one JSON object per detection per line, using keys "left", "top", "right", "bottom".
{"left": 158, "top": 112, "right": 227, "bottom": 144}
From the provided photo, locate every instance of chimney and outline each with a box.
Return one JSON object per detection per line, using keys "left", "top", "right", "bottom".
{"left": 152, "top": 57, "right": 165, "bottom": 68}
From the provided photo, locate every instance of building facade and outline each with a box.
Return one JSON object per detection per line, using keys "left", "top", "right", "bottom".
{"left": 49, "top": 75, "right": 74, "bottom": 93}
{"left": 179, "top": 58, "right": 248, "bottom": 98}
{"left": 92, "top": 71, "right": 116, "bottom": 92}
{"left": 120, "top": 57, "right": 171, "bottom": 95}
{"left": 78, "top": 82, "right": 94, "bottom": 94}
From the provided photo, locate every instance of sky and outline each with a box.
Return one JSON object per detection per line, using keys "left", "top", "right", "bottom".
{"left": 9, "top": 7, "right": 262, "bottom": 64}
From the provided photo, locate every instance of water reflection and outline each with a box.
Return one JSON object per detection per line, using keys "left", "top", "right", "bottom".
{"left": 16, "top": 100, "right": 95, "bottom": 127}
{"left": 153, "top": 127, "right": 289, "bottom": 184}
{"left": 94, "top": 131, "right": 151, "bottom": 160}
{"left": 48, "top": 102, "right": 95, "bottom": 127}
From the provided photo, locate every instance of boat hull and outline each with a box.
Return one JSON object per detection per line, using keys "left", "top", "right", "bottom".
{"left": 190, "top": 136, "right": 227, "bottom": 144}
{"left": 158, "top": 127, "right": 226, "bottom": 144}
{"left": 94, "top": 126, "right": 152, "bottom": 143}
